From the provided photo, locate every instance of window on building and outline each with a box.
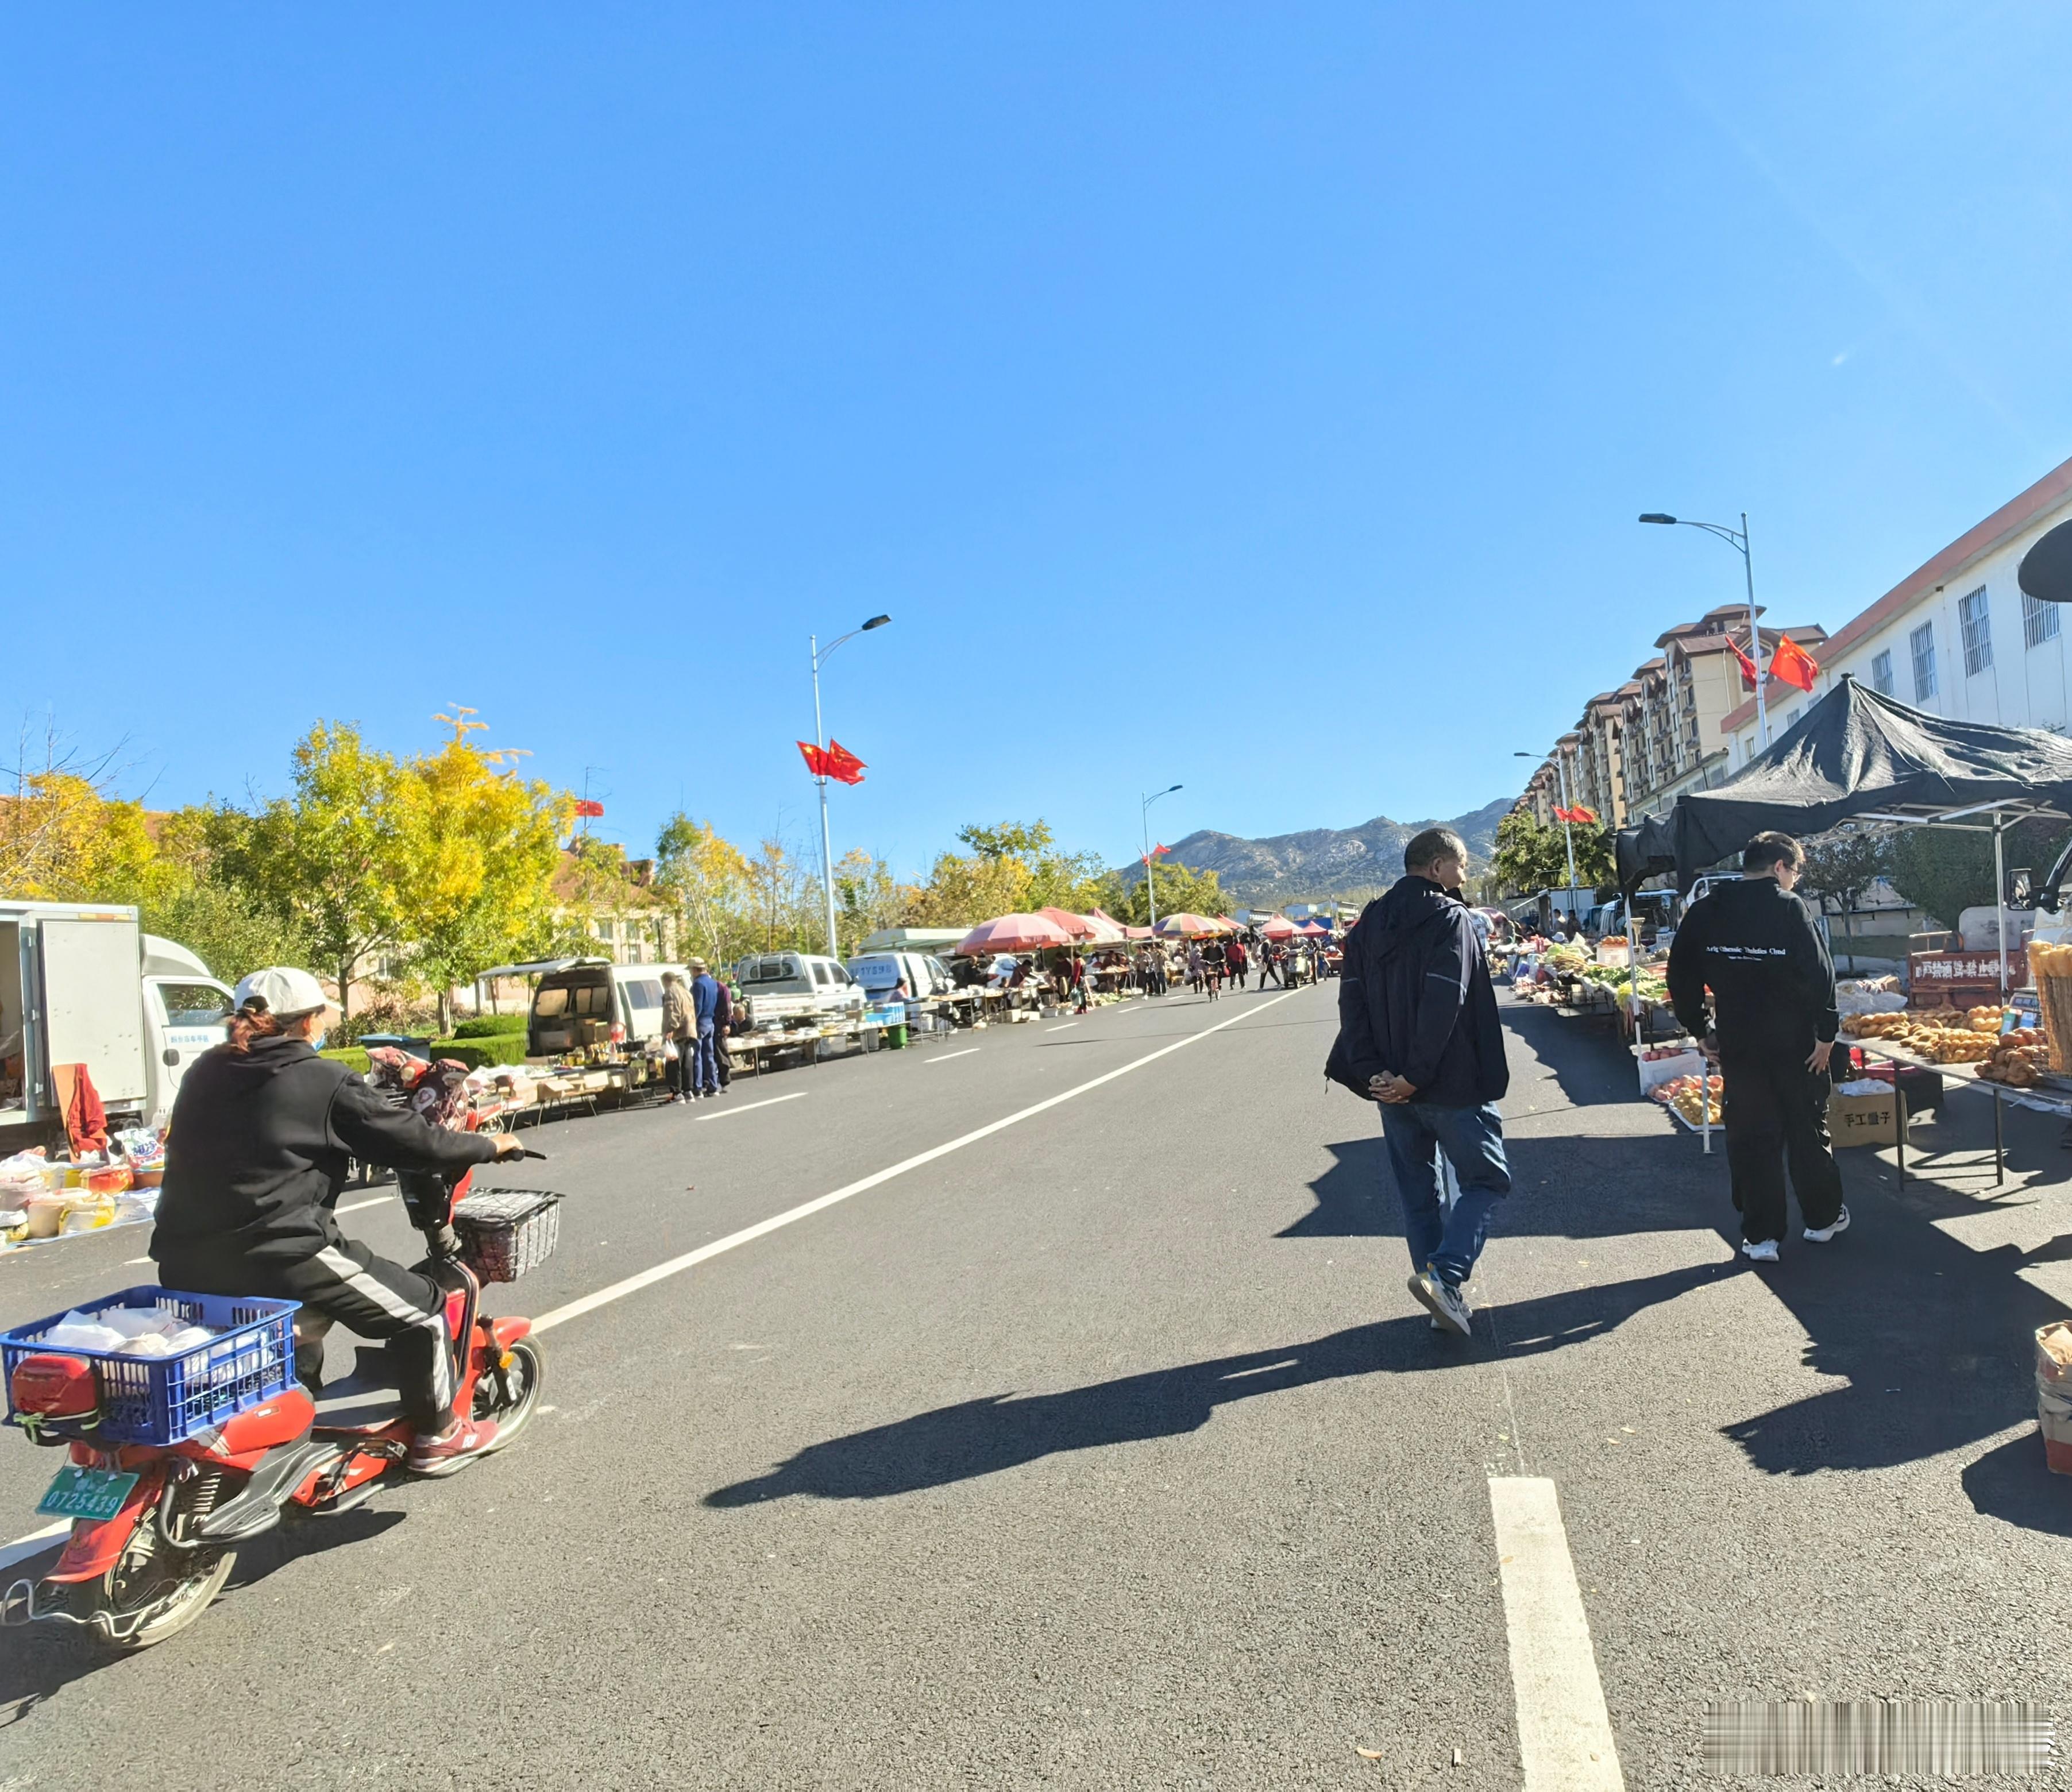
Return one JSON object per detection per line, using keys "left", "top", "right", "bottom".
{"left": 1910, "top": 622, "right": 1938, "bottom": 700}
{"left": 2025, "top": 591, "right": 2062, "bottom": 650}
{"left": 1870, "top": 649, "right": 1895, "bottom": 696}
{"left": 1958, "top": 586, "right": 1993, "bottom": 676}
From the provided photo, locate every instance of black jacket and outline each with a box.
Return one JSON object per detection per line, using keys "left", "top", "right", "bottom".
{"left": 1327, "top": 876, "right": 1508, "bottom": 1107}
{"left": 152, "top": 1035, "right": 498, "bottom": 1268}
{"left": 1666, "top": 876, "right": 1838, "bottom": 1053}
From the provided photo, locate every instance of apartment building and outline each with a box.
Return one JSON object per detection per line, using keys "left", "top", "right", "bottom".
{"left": 1720, "top": 454, "right": 2072, "bottom": 763}
{"left": 1517, "top": 607, "right": 1828, "bottom": 830}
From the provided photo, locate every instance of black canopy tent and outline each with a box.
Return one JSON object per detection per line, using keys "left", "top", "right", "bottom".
{"left": 1616, "top": 675, "right": 2072, "bottom": 901}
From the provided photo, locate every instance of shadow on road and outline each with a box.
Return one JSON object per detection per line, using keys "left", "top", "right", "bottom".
{"left": 0, "top": 1505, "right": 404, "bottom": 1722}
{"left": 704, "top": 1263, "right": 1719, "bottom": 1507}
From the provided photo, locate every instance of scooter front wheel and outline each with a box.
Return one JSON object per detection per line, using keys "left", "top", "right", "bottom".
{"left": 474, "top": 1337, "right": 545, "bottom": 1452}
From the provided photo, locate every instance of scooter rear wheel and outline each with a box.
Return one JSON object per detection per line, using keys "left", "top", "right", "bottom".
{"left": 96, "top": 1529, "right": 237, "bottom": 1650}
{"left": 474, "top": 1337, "right": 545, "bottom": 1451}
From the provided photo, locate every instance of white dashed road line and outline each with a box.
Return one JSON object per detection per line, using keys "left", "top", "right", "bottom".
{"left": 695, "top": 1091, "right": 808, "bottom": 1122}
{"left": 1488, "top": 1477, "right": 1626, "bottom": 1790}
{"left": 0, "top": 1520, "right": 72, "bottom": 1573}
{"left": 923, "top": 1048, "right": 981, "bottom": 1064}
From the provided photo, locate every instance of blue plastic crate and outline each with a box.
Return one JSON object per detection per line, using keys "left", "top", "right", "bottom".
{"left": 1, "top": 1285, "right": 299, "bottom": 1446}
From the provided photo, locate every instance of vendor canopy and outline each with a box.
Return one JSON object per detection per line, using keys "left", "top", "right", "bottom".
{"left": 1616, "top": 675, "right": 2072, "bottom": 893}
{"left": 953, "top": 913, "right": 1075, "bottom": 956}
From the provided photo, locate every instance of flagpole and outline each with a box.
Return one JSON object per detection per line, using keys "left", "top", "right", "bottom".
{"left": 1141, "top": 783, "right": 1182, "bottom": 933}
{"left": 811, "top": 632, "right": 838, "bottom": 959}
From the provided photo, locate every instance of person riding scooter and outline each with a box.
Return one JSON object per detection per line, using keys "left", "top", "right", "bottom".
{"left": 149, "top": 967, "right": 527, "bottom": 1475}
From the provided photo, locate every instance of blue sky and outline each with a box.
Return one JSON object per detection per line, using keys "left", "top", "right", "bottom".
{"left": 7, "top": 5, "right": 2070, "bottom": 879}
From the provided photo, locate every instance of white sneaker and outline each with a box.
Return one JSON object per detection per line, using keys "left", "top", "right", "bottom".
{"left": 1409, "top": 1270, "right": 1473, "bottom": 1336}
{"left": 1742, "top": 1238, "right": 1780, "bottom": 1262}
{"left": 1803, "top": 1205, "right": 1850, "bottom": 1244}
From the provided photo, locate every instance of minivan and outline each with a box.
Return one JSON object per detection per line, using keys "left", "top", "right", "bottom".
{"left": 526, "top": 959, "right": 687, "bottom": 1056}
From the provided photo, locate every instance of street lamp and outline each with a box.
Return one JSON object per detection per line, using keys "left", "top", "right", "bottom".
{"left": 1638, "top": 511, "right": 1769, "bottom": 749}
{"left": 1141, "top": 783, "right": 1182, "bottom": 930}
{"left": 808, "top": 615, "right": 892, "bottom": 958}
{"left": 1514, "top": 751, "right": 1579, "bottom": 892}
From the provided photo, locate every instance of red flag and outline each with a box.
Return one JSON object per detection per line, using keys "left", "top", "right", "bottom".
{"left": 1728, "top": 636, "right": 1760, "bottom": 689}
{"left": 1140, "top": 843, "right": 1171, "bottom": 865}
{"left": 822, "top": 739, "right": 867, "bottom": 786}
{"left": 797, "top": 740, "right": 833, "bottom": 778}
{"left": 573, "top": 798, "right": 605, "bottom": 818}
{"left": 1569, "top": 805, "right": 1598, "bottom": 825}
{"left": 1770, "top": 632, "right": 1819, "bottom": 694}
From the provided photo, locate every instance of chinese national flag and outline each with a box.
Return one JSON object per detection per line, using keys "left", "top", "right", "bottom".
{"left": 823, "top": 739, "right": 867, "bottom": 785}
{"left": 1728, "top": 636, "right": 1760, "bottom": 689}
{"left": 796, "top": 740, "right": 832, "bottom": 778}
{"left": 1141, "top": 842, "right": 1171, "bottom": 866}
{"left": 1568, "top": 805, "right": 1598, "bottom": 825}
{"left": 573, "top": 798, "right": 605, "bottom": 818}
{"left": 1770, "top": 632, "right": 1819, "bottom": 693}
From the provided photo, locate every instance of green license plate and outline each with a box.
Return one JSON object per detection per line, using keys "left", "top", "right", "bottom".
{"left": 36, "top": 1466, "right": 140, "bottom": 1522}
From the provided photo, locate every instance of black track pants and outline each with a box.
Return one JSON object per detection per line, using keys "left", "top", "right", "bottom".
{"left": 157, "top": 1238, "right": 456, "bottom": 1430}
{"left": 1720, "top": 1051, "right": 1846, "bottom": 1245}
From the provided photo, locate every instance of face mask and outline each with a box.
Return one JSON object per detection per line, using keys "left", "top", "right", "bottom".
{"left": 308, "top": 1030, "right": 327, "bottom": 1052}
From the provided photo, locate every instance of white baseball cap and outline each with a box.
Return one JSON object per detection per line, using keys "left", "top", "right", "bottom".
{"left": 233, "top": 966, "right": 330, "bottom": 1019}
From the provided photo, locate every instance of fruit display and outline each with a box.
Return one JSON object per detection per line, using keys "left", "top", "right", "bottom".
{"left": 1653, "top": 1073, "right": 1724, "bottom": 1125}
{"left": 1979, "top": 1027, "right": 2052, "bottom": 1087}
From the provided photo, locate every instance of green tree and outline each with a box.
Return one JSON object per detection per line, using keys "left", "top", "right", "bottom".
{"left": 214, "top": 721, "right": 408, "bottom": 1023}
{"left": 657, "top": 813, "right": 759, "bottom": 967}
{"left": 1098, "top": 860, "right": 1232, "bottom": 925}
{"left": 1798, "top": 828, "right": 1894, "bottom": 947}
{"left": 1885, "top": 818, "right": 2069, "bottom": 929}
{"left": 1491, "top": 810, "right": 1610, "bottom": 898}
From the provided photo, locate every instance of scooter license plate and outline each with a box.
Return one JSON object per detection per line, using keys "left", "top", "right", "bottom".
{"left": 36, "top": 1466, "right": 140, "bottom": 1522}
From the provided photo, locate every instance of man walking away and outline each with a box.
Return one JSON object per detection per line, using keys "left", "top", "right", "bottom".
{"left": 1666, "top": 831, "right": 1846, "bottom": 1263}
{"left": 661, "top": 970, "right": 697, "bottom": 1103}
{"left": 1327, "top": 827, "right": 1510, "bottom": 1336}
{"left": 1226, "top": 937, "right": 1248, "bottom": 991}
{"left": 689, "top": 959, "right": 723, "bottom": 1098}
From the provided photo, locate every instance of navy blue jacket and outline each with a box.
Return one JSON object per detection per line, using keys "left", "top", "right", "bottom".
{"left": 1326, "top": 876, "right": 1508, "bottom": 1107}
{"left": 692, "top": 973, "right": 721, "bottom": 1026}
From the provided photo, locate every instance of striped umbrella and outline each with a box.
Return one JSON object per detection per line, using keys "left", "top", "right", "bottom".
{"left": 953, "top": 913, "right": 1076, "bottom": 956}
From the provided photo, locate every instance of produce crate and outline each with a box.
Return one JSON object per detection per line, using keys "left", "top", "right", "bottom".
{"left": 1, "top": 1286, "right": 297, "bottom": 1446}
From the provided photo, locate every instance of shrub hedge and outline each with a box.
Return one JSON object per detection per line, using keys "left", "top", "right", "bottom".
{"left": 318, "top": 1046, "right": 372, "bottom": 1075}
{"left": 452, "top": 1014, "right": 529, "bottom": 1040}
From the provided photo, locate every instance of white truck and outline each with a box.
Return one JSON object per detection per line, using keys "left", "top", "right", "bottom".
{"left": 0, "top": 900, "right": 234, "bottom": 1153}
{"left": 731, "top": 952, "right": 866, "bottom": 1033}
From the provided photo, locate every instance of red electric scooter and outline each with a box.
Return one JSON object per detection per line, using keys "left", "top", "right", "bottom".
{"left": 1, "top": 1159, "right": 557, "bottom": 1648}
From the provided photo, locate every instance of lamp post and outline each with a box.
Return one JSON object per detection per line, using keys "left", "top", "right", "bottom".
{"left": 1515, "top": 751, "right": 1579, "bottom": 892}
{"left": 1141, "top": 783, "right": 1182, "bottom": 930}
{"left": 1639, "top": 510, "right": 1769, "bottom": 750}
{"left": 808, "top": 614, "right": 892, "bottom": 958}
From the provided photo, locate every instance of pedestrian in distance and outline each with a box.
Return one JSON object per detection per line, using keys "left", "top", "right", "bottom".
{"left": 689, "top": 958, "right": 723, "bottom": 1098}
{"left": 712, "top": 975, "right": 736, "bottom": 1091}
{"left": 661, "top": 970, "right": 698, "bottom": 1103}
{"left": 1666, "top": 831, "right": 1847, "bottom": 1264}
{"left": 1186, "top": 943, "right": 1205, "bottom": 994}
{"left": 1226, "top": 936, "right": 1248, "bottom": 991}
{"left": 1326, "top": 827, "right": 1511, "bottom": 1337}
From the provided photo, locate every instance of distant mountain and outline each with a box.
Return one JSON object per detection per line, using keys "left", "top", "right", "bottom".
{"left": 1126, "top": 799, "right": 1510, "bottom": 904}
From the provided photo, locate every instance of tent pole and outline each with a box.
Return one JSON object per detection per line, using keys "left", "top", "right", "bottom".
{"left": 1994, "top": 810, "right": 2009, "bottom": 1189}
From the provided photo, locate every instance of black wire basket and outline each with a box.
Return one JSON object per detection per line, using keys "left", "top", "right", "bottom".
{"left": 452, "top": 1188, "right": 564, "bottom": 1283}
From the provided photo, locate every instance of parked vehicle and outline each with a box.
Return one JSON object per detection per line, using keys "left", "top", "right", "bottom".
{"left": 731, "top": 952, "right": 865, "bottom": 1032}
{"left": 0, "top": 1157, "right": 551, "bottom": 1648}
{"left": 0, "top": 902, "right": 233, "bottom": 1153}
{"left": 1581, "top": 891, "right": 1675, "bottom": 943}
{"left": 844, "top": 951, "right": 957, "bottom": 1006}
{"left": 524, "top": 958, "right": 685, "bottom": 1056}
{"left": 1535, "top": 887, "right": 1595, "bottom": 932}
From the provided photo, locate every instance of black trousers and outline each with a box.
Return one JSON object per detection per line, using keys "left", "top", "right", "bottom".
{"left": 669, "top": 1036, "right": 697, "bottom": 1096}
{"left": 158, "top": 1238, "right": 456, "bottom": 1430}
{"left": 1720, "top": 1050, "right": 1845, "bottom": 1244}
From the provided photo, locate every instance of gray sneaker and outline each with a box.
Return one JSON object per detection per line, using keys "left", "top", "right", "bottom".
{"left": 1408, "top": 1269, "right": 1473, "bottom": 1336}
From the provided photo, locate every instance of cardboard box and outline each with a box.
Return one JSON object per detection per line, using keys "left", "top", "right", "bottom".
{"left": 1828, "top": 1088, "right": 1901, "bottom": 1146}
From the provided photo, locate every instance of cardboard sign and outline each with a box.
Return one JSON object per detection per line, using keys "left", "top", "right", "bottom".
{"left": 1907, "top": 947, "right": 2028, "bottom": 1011}
{"left": 1828, "top": 1089, "right": 1901, "bottom": 1146}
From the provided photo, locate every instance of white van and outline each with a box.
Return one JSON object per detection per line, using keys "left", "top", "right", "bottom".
{"left": 844, "top": 951, "right": 957, "bottom": 1005}
{"left": 732, "top": 952, "right": 865, "bottom": 1032}
{"left": 525, "top": 958, "right": 687, "bottom": 1056}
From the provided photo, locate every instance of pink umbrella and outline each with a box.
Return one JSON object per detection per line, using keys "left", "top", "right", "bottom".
{"left": 1037, "top": 906, "right": 1097, "bottom": 941}
{"left": 1153, "top": 912, "right": 1221, "bottom": 938}
{"left": 1258, "top": 914, "right": 1298, "bottom": 940}
{"left": 1081, "top": 909, "right": 1128, "bottom": 944}
{"left": 1298, "top": 920, "right": 1330, "bottom": 936}
{"left": 954, "top": 913, "right": 1075, "bottom": 957}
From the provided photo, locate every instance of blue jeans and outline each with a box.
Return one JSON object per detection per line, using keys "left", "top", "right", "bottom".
{"left": 1378, "top": 1099, "right": 1510, "bottom": 1288}
{"left": 692, "top": 1020, "right": 719, "bottom": 1094}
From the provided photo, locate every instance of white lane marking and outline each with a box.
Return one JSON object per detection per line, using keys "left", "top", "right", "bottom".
{"left": 1489, "top": 1478, "right": 1625, "bottom": 1790}
{"left": 1044, "top": 1022, "right": 1079, "bottom": 1032}
{"left": 337, "top": 1195, "right": 392, "bottom": 1215}
{"left": 533, "top": 988, "right": 1297, "bottom": 1335}
{"left": 0, "top": 1520, "right": 72, "bottom": 1572}
{"left": 924, "top": 1048, "right": 981, "bottom": 1064}
{"left": 695, "top": 1091, "right": 808, "bottom": 1122}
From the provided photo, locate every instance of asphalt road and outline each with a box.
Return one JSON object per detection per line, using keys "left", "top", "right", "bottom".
{"left": 2, "top": 980, "right": 2070, "bottom": 1789}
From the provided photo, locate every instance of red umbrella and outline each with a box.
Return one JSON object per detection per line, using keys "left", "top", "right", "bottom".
{"left": 1258, "top": 914, "right": 1298, "bottom": 940}
{"left": 954, "top": 913, "right": 1075, "bottom": 956}
{"left": 1298, "top": 920, "right": 1330, "bottom": 936}
{"left": 1036, "top": 906, "right": 1096, "bottom": 941}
